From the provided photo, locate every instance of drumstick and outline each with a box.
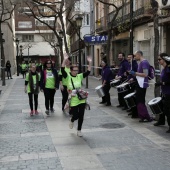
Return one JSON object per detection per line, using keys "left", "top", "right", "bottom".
{"left": 121, "top": 79, "right": 128, "bottom": 84}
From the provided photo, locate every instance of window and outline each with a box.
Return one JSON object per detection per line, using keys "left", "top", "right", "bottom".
{"left": 22, "top": 35, "right": 34, "bottom": 42}
{"left": 18, "top": 21, "right": 32, "bottom": 28}
{"left": 44, "top": 34, "right": 55, "bottom": 41}
{"left": 86, "top": 14, "right": 89, "bottom": 25}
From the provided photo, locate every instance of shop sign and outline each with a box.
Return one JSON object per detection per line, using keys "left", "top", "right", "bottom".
{"left": 84, "top": 35, "right": 108, "bottom": 44}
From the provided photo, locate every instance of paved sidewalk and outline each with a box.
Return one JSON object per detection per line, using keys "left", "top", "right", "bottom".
{"left": 0, "top": 75, "right": 170, "bottom": 170}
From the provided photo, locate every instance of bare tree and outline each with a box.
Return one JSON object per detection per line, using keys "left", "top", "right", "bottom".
{"left": 97, "top": 0, "right": 123, "bottom": 64}
{"left": 0, "top": 0, "right": 18, "bottom": 86}
{"left": 20, "top": 0, "right": 78, "bottom": 63}
{"left": 150, "top": 0, "right": 160, "bottom": 97}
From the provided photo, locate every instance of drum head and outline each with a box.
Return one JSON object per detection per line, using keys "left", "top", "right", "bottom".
{"left": 95, "top": 85, "right": 102, "bottom": 90}
{"left": 111, "top": 80, "right": 120, "bottom": 84}
{"left": 148, "top": 97, "right": 162, "bottom": 105}
{"left": 124, "top": 92, "right": 136, "bottom": 99}
{"left": 116, "top": 82, "right": 129, "bottom": 88}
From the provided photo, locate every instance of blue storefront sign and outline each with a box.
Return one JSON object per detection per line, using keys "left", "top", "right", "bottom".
{"left": 84, "top": 35, "right": 108, "bottom": 44}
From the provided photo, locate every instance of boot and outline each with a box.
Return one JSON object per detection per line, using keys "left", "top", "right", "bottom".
{"left": 166, "top": 127, "right": 170, "bottom": 133}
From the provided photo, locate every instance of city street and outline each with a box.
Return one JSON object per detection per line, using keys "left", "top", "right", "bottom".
{"left": 0, "top": 75, "right": 170, "bottom": 170}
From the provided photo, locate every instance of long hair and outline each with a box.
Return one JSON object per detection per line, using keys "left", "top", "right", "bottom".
{"left": 43, "top": 59, "right": 54, "bottom": 70}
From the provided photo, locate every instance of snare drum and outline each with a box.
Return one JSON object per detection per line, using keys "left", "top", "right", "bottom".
{"left": 116, "top": 83, "right": 131, "bottom": 93}
{"left": 95, "top": 85, "right": 105, "bottom": 98}
{"left": 110, "top": 79, "right": 120, "bottom": 87}
{"left": 124, "top": 92, "right": 136, "bottom": 109}
{"left": 148, "top": 97, "right": 163, "bottom": 115}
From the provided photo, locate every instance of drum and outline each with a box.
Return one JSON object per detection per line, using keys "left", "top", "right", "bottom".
{"left": 148, "top": 97, "right": 163, "bottom": 115}
{"left": 116, "top": 83, "right": 131, "bottom": 93}
{"left": 124, "top": 92, "right": 136, "bottom": 109}
{"left": 95, "top": 85, "right": 105, "bottom": 98}
{"left": 110, "top": 79, "right": 120, "bottom": 87}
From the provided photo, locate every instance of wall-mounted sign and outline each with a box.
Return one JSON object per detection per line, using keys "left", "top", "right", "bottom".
{"left": 84, "top": 35, "right": 108, "bottom": 44}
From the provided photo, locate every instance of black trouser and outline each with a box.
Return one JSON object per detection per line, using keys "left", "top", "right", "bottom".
{"left": 102, "top": 83, "right": 111, "bottom": 104}
{"left": 44, "top": 88, "right": 56, "bottom": 110}
{"left": 118, "top": 91, "right": 129, "bottom": 107}
{"left": 6, "top": 69, "right": 12, "bottom": 79}
{"left": 61, "top": 85, "right": 69, "bottom": 111}
{"left": 28, "top": 93, "right": 38, "bottom": 111}
{"left": 22, "top": 70, "right": 27, "bottom": 79}
{"left": 157, "top": 95, "right": 170, "bottom": 126}
{"left": 70, "top": 103, "right": 86, "bottom": 130}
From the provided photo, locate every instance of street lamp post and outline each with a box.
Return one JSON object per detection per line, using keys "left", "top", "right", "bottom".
{"left": 75, "top": 15, "right": 83, "bottom": 73}
{"left": 130, "top": 0, "right": 133, "bottom": 54}
{"left": 28, "top": 45, "right": 31, "bottom": 62}
{"left": 15, "top": 38, "right": 19, "bottom": 76}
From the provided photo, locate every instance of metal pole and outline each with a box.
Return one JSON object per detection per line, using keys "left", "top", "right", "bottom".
{"left": 1, "top": 40, "right": 5, "bottom": 86}
{"left": 28, "top": 47, "right": 29, "bottom": 62}
{"left": 79, "top": 27, "right": 81, "bottom": 73}
{"left": 16, "top": 44, "right": 19, "bottom": 76}
{"left": 130, "top": 0, "right": 133, "bottom": 54}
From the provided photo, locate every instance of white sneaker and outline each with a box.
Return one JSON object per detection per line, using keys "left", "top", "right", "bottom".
{"left": 45, "top": 110, "right": 49, "bottom": 115}
{"left": 77, "top": 130, "right": 83, "bottom": 137}
{"left": 69, "top": 120, "right": 74, "bottom": 129}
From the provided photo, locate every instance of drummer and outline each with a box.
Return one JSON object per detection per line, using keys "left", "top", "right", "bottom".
{"left": 126, "top": 54, "right": 138, "bottom": 117}
{"left": 115, "top": 52, "right": 129, "bottom": 109}
{"left": 129, "top": 50, "right": 152, "bottom": 122}
{"left": 154, "top": 53, "right": 170, "bottom": 133}
{"left": 99, "top": 57, "right": 113, "bottom": 106}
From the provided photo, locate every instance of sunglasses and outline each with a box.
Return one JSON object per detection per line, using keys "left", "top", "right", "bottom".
{"left": 72, "top": 70, "right": 79, "bottom": 72}
{"left": 158, "top": 59, "right": 162, "bottom": 61}
{"left": 47, "top": 62, "right": 52, "bottom": 64}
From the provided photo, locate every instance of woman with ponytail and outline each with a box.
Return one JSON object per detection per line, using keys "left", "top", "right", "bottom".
{"left": 25, "top": 63, "right": 40, "bottom": 116}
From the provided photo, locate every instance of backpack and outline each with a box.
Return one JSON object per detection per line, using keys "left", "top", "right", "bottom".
{"left": 148, "top": 65, "right": 155, "bottom": 80}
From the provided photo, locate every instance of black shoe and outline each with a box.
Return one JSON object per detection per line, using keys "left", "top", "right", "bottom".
{"left": 126, "top": 108, "right": 132, "bottom": 112}
{"left": 154, "top": 122, "right": 165, "bottom": 126}
{"left": 116, "top": 105, "right": 123, "bottom": 108}
{"left": 122, "top": 107, "right": 128, "bottom": 110}
{"left": 106, "top": 103, "right": 111, "bottom": 106}
{"left": 11, "top": 77, "right": 13, "bottom": 79}
{"left": 128, "top": 112, "right": 132, "bottom": 116}
{"left": 166, "top": 128, "right": 170, "bottom": 133}
{"left": 99, "top": 101, "right": 106, "bottom": 104}
{"left": 131, "top": 115, "right": 138, "bottom": 118}
{"left": 139, "top": 119, "right": 144, "bottom": 122}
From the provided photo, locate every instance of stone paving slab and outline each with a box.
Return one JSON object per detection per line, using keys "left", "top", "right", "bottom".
{"left": 83, "top": 129, "right": 157, "bottom": 149}
{"left": 0, "top": 158, "right": 62, "bottom": 170}
{"left": 0, "top": 121, "right": 48, "bottom": 134}
{"left": 98, "top": 148, "right": 170, "bottom": 170}
{"left": 0, "top": 136, "right": 55, "bottom": 159}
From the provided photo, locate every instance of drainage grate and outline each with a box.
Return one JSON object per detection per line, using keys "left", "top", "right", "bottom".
{"left": 102, "top": 123, "right": 125, "bottom": 129}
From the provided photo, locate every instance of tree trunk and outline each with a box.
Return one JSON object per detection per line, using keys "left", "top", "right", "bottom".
{"left": 153, "top": 15, "right": 160, "bottom": 97}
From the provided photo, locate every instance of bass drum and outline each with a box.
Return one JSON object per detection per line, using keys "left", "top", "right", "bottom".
{"left": 148, "top": 97, "right": 163, "bottom": 115}
{"left": 110, "top": 79, "right": 121, "bottom": 87}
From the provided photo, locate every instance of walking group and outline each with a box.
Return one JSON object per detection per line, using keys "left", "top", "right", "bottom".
{"left": 98, "top": 50, "right": 170, "bottom": 133}
{"left": 24, "top": 54, "right": 92, "bottom": 137}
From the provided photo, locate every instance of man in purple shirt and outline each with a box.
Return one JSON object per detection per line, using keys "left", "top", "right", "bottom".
{"left": 115, "top": 53, "right": 130, "bottom": 108}
{"left": 129, "top": 50, "right": 152, "bottom": 122}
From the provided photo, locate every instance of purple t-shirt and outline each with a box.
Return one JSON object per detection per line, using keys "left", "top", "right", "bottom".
{"left": 161, "top": 67, "right": 170, "bottom": 95}
{"left": 137, "top": 60, "right": 150, "bottom": 88}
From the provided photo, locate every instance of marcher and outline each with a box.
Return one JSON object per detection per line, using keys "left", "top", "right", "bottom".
{"left": 21, "top": 61, "right": 28, "bottom": 79}
{"left": 129, "top": 50, "right": 152, "bottom": 122}
{"left": 61, "top": 53, "right": 92, "bottom": 137}
{"left": 126, "top": 54, "right": 138, "bottom": 117}
{"left": 115, "top": 52, "right": 129, "bottom": 108}
{"left": 6, "top": 60, "right": 13, "bottom": 79}
{"left": 99, "top": 57, "right": 113, "bottom": 106}
{"left": 40, "top": 59, "right": 59, "bottom": 115}
{"left": 154, "top": 53, "right": 170, "bottom": 133}
{"left": 59, "top": 57, "right": 71, "bottom": 112}
{"left": 25, "top": 64, "right": 40, "bottom": 116}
